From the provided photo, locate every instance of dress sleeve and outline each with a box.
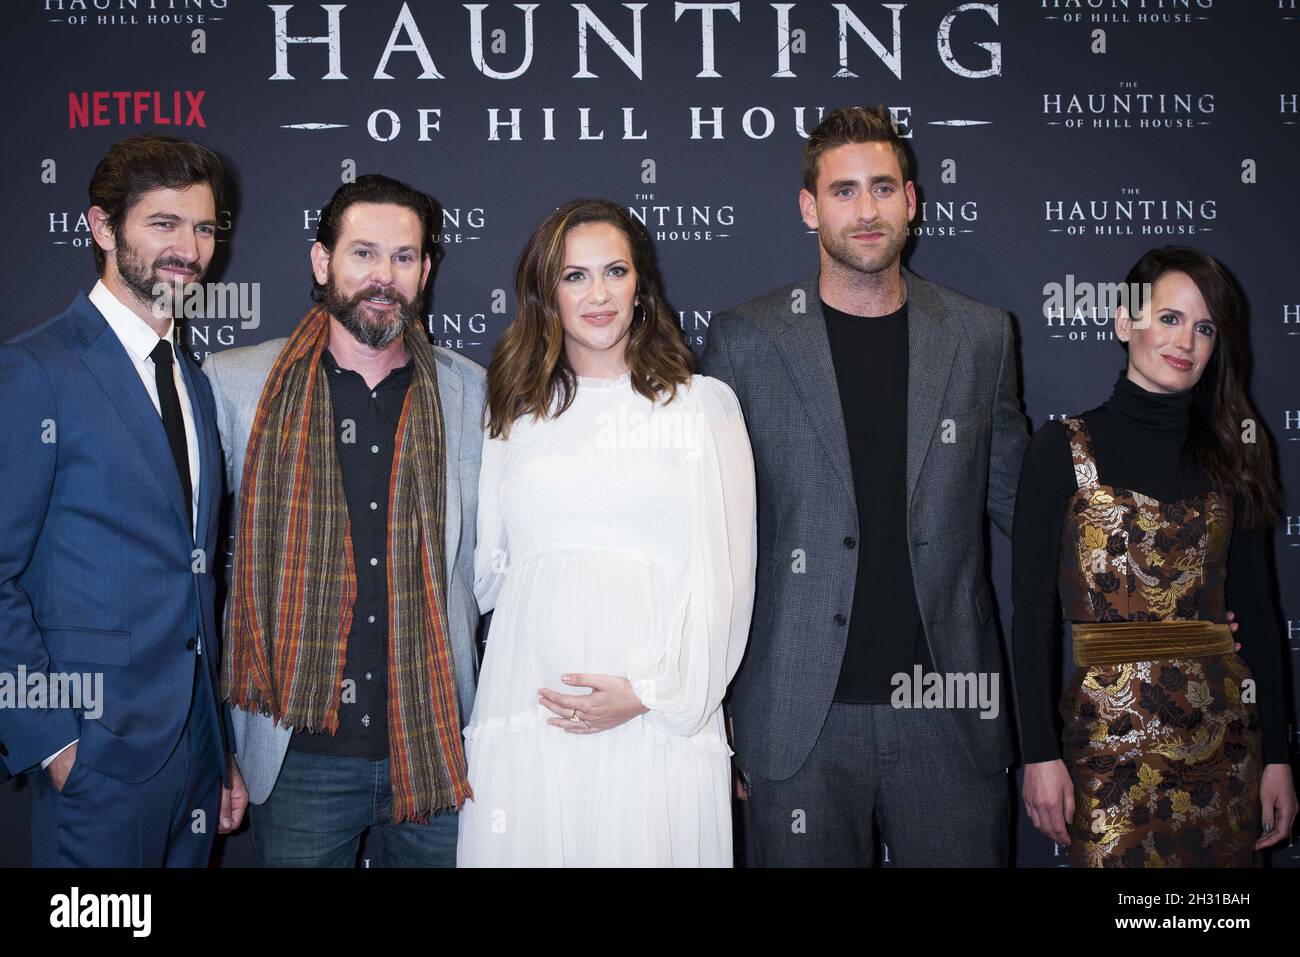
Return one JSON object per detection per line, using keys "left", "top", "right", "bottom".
{"left": 1011, "top": 419, "right": 1076, "bottom": 763}
{"left": 473, "top": 428, "right": 509, "bottom": 615}
{"left": 1224, "top": 502, "right": 1290, "bottom": 765}
{"left": 626, "top": 377, "right": 757, "bottom": 737}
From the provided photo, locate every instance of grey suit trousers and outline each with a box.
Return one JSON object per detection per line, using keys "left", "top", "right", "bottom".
{"left": 743, "top": 703, "right": 1010, "bottom": 867}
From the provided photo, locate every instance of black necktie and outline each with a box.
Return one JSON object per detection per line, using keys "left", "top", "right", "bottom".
{"left": 149, "top": 338, "right": 193, "bottom": 530}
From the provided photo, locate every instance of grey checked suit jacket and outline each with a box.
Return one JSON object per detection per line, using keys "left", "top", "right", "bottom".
{"left": 202, "top": 338, "right": 487, "bottom": 804}
{"left": 702, "top": 268, "right": 1030, "bottom": 782}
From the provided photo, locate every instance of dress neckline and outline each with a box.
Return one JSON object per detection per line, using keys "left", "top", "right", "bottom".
{"left": 576, "top": 371, "right": 631, "bottom": 389}
{"left": 1067, "top": 416, "right": 1212, "bottom": 509}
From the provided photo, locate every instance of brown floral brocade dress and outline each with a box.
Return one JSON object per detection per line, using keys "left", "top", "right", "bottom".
{"left": 1057, "top": 418, "right": 1262, "bottom": 868}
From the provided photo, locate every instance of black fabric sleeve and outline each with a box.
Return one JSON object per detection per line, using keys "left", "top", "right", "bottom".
{"left": 1225, "top": 506, "right": 1292, "bottom": 765}
{"left": 1011, "top": 420, "right": 1077, "bottom": 764}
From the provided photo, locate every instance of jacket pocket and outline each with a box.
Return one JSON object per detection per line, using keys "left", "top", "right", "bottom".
{"left": 43, "top": 627, "right": 131, "bottom": 667}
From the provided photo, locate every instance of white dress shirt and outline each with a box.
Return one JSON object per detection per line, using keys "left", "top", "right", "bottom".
{"left": 43, "top": 281, "right": 204, "bottom": 772}
{"left": 89, "top": 280, "right": 200, "bottom": 530}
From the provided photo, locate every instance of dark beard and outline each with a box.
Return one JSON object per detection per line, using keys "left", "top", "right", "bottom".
{"left": 322, "top": 282, "right": 422, "bottom": 349}
{"left": 115, "top": 239, "right": 201, "bottom": 316}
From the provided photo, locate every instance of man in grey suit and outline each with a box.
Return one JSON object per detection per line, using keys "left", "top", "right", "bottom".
{"left": 203, "top": 175, "right": 485, "bottom": 866}
{"left": 702, "top": 106, "right": 1029, "bottom": 866}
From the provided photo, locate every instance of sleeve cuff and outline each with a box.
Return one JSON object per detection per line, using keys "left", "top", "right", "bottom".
{"left": 40, "top": 738, "right": 78, "bottom": 770}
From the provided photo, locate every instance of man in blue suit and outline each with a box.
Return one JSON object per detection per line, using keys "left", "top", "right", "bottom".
{"left": 0, "top": 133, "right": 247, "bottom": 866}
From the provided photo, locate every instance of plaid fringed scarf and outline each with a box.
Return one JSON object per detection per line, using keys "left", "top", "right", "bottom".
{"left": 223, "top": 305, "right": 470, "bottom": 821}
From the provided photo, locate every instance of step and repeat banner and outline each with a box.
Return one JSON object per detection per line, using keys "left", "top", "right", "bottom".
{"left": 0, "top": 0, "right": 1296, "bottom": 867}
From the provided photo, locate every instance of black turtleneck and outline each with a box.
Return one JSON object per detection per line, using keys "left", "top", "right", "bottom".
{"left": 1011, "top": 372, "right": 1289, "bottom": 764}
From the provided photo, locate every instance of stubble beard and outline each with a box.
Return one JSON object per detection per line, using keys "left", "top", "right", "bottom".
{"left": 115, "top": 237, "right": 203, "bottom": 318}
{"left": 820, "top": 221, "right": 908, "bottom": 279}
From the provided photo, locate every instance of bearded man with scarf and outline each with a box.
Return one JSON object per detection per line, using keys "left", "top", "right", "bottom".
{"left": 203, "top": 175, "right": 486, "bottom": 866}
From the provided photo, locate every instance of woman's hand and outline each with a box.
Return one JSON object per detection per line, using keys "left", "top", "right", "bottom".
{"left": 1226, "top": 609, "right": 1241, "bottom": 652}
{"left": 1257, "top": 763, "right": 1298, "bottom": 851}
{"left": 1022, "top": 759, "right": 1075, "bottom": 846}
{"left": 539, "top": 673, "right": 649, "bottom": 734}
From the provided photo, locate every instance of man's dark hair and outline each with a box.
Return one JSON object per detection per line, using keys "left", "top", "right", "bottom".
{"left": 87, "top": 133, "right": 226, "bottom": 274}
{"left": 802, "top": 105, "right": 911, "bottom": 193}
{"left": 312, "top": 174, "right": 443, "bottom": 301}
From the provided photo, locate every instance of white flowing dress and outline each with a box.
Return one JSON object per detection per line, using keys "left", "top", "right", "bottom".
{"left": 456, "top": 372, "right": 756, "bottom": 867}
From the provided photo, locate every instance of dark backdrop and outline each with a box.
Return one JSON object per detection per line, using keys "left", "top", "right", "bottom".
{"left": 1, "top": 0, "right": 1296, "bottom": 867}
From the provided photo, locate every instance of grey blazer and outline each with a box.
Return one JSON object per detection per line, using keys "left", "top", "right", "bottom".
{"left": 202, "top": 338, "right": 487, "bottom": 804}
{"left": 702, "top": 268, "right": 1029, "bottom": 781}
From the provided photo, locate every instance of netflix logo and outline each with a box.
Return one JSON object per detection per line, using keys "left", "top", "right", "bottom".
{"left": 68, "top": 91, "right": 206, "bottom": 130}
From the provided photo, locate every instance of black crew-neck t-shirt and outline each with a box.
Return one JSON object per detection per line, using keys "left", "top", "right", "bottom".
{"left": 822, "top": 299, "right": 930, "bottom": 703}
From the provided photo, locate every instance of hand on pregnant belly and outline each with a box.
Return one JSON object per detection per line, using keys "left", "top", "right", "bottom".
{"left": 538, "top": 673, "right": 650, "bottom": 734}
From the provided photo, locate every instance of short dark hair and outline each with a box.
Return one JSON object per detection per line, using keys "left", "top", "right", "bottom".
{"left": 802, "top": 106, "right": 911, "bottom": 193}
{"left": 87, "top": 133, "right": 226, "bottom": 274}
{"left": 312, "top": 174, "right": 443, "bottom": 301}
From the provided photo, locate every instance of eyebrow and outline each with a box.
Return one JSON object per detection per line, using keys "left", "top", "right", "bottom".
{"left": 1159, "top": 307, "right": 1215, "bottom": 325}
{"left": 562, "top": 259, "right": 629, "bottom": 271}
{"left": 143, "top": 211, "right": 218, "bottom": 226}
{"left": 827, "top": 175, "right": 898, "bottom": 191}
{"left": 348, "top": 239, "right": 419, "bottom": 254}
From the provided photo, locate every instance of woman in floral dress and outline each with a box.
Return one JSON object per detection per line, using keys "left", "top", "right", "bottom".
{"left": 1012, "top": 246, "right": 1296, "bottom": 866}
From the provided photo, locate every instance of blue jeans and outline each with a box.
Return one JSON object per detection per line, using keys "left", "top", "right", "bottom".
{"left": 250, "top": 748, "right": 458, "bottom": 867}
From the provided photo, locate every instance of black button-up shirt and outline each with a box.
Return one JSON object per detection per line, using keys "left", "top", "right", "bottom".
{"left": 289, "top": 348, "right": 412, "bottom": 759}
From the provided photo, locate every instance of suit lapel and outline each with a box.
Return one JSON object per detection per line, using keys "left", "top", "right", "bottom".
{"left": 434, "top": 353, "right": 463, "bottom": 587}
{"left": 71, "top": 296, "right": 193, "bottom": 536}
{"left": 773, "top": 273, "right": 856, "bottom": 505}
{"left": 903, "top": 270, "right": 958, "bottom": 508}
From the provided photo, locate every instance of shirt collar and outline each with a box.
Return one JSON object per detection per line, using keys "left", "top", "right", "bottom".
{"left": 322, "top": 346, "right": 413, "bottom": 390}
{"left": 89, "top": 279, "right": 176, "bottom": 364}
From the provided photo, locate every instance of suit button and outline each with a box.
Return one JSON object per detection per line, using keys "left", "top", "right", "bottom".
{"left": 185, "top": 638, "right": 197, "bottom": 651}
{"left": 833, "top": 613, "right": 847, "bottom": 626}
{"left": 843, "top": 537, "right": 855, "bottom": 549}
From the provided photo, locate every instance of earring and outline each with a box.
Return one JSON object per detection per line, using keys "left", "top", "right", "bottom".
{"left": 632, "top": 301, "right": 644, "bottom": 328}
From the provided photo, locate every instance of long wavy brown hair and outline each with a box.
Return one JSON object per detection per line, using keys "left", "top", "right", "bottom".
{"left": 485, "top": 199, "right": 696, "bottom": 438}
{"left": 1123, "top": 246, "right": 1281, "bottom": 529}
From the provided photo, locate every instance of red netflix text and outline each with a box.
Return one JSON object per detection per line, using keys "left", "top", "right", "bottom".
{"left": 68, "top": 91, "right": 206, "bottom": 129}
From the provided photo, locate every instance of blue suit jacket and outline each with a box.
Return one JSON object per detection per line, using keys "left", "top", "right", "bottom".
{"left": 0, "top": 292, "right": 231, "bottom": 786}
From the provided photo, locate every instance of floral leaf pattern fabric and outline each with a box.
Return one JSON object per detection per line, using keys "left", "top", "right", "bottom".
{"left": 1055, "top": 418, "right": 1261, "bottom": 868}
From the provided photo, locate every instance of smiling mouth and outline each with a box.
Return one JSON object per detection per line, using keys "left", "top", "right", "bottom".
{"left": 1162, "top": 354, "right": 1193, "bottom": 372}
{"left": 365, "top": 295, "right": 396, "bottom": 306}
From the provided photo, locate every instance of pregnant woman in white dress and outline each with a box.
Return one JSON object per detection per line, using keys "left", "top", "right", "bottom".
{"left": 456, "top": 199, "right": 756, "bottom": 867}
